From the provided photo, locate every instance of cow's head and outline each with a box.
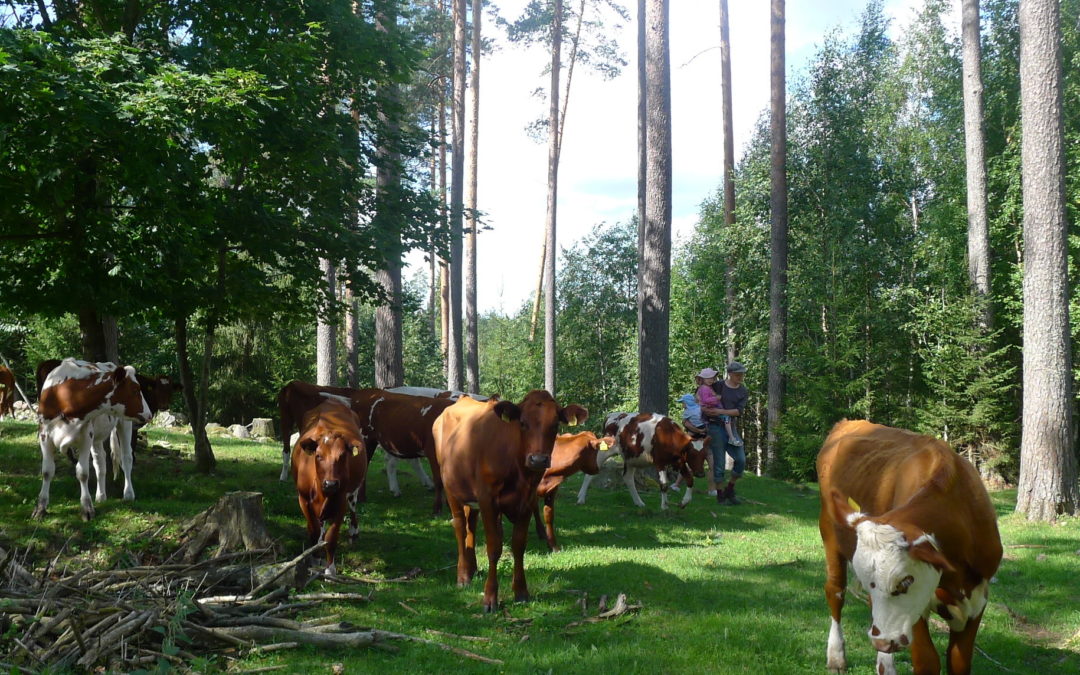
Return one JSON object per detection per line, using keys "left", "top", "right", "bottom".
{"left": 136, "top": 374, "right": 183, "bottom": 413}
{"left": 298, "top": 428, "right": 365, "bottom": 513}
{"left": 830, "top": 490, "right": 953, "bottom": 654}
{"left": 496, "top": 390, "right": 588, "bottom": 472}
{"left": 580, "top": 435, "right": 617, "bottom": 475}
{"left": 114, "top": 366, "right": 153, "bottom": 423}
{"left": 682, "top": 435, "right": 709, "bottom": 479}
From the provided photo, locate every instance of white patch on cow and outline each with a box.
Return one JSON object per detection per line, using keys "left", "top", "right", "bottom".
{"left": 851, "top": 520, "right": 942, "bottom": 650}
{"left": 385, "top": 454, "right": 402, "bottom": 496}
{"left": 367, "top": 396, "right": 385, "bottom": 427}
{"left": 419, "top": 404, "right": 433, "bottom": 417}
{"left": 876, "top": 651, "right": 896, "bottom": 675}
{"left": 679, "top": 485, "right": 693, "bottom": 507}
{"left": 691, "top": 438, "right": 706, "bottom": 451}
{"left": 846, "top": 510, "right": 866, "bottom": 526}
{"left": 42, "top": 358, "right": 95, "bottom": 390}
{"left": 318, "top": 391, "right": 352, "bottom": 407}
{"left": 945, "top": 579, "right": 989, "bottom": 632}
{"left": 827, "top": 617, "right": 847, "bottom": 673}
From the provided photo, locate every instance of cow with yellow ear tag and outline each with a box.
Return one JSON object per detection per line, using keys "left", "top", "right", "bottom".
{"left": 534, "top": 432, "right": 617, "bottom": 551}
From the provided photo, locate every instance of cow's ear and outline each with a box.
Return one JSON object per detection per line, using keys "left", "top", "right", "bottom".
{"left": 560, "top": 404, "right": 588, "bottom": 426}
{"left": 299, "top": 438, "right": 319, "bottom": 455}
{"left": 909, "top": 535, "right": 955, "bottom": 572}
{"left": 494, "top": 401, "right": 521, "bottom": 423}
{"left": 830, "top": 490, "right": 864, "bottom": 529}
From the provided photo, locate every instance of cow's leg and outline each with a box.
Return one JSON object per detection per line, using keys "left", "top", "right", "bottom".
{"left": 576, "top": 473, "right": 596, "bottom": 505}
{"left": 875, "top": 652, "right": 896, "bottom": 675}
{"left": 623, "top": 467, "right": 647, "bottom": 508}
{"left": 385, "top": 454, "right": 402, "bottom": 496}
{"left": 90, "top": 427, "right": 109, "bottom": 503}
{"left": 906, "top": 616, "right": 941, "bottom": 675}
{"left": 943, "top": 611, "right": 984, "bottom": 675}
{"left": 658, "top": 470, "right": 671, "bottom": 511}
{"left": 322, "top": 519, "right": 343, "bottom": 576}
{"left": 821, "top": 521, "right": 848, "bottom": 673}
{"left": 33, "top": 432, "right": 57, "bottom": 520}
{"left": 510, "top": 514, "right": 531, "bottom": 604}
{"left": 75, "top": 433, "right": 96, "bottom": 521}
{"left": 448, "top": 497, "right": 474, "bottom": 586}
{"left": 279, "top": 408, "right": 293, "bottom": 482}
{"left": 346, "top": 487, "right": 361, "bottom": 542}
{"left": 111, "top": 420, "right": 135, "bottom": 501}
{"left": 678, "top": 479, "right": 694, "bottom": 508}
{"left": 480, "top": 504, "right": 504, "bottom": 612}
{"left": 542, "top": 493, "right": 559, "bottom": 552}
{"left": 408, "top": 457, "right": 434, "bottom": 490}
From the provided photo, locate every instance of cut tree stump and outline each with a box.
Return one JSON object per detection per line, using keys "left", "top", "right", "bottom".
{"left": 251, "top": 418, "right": 275, "bottom": 440}
{"left": 174, "top": 492, "right": 277, "bottom": 563}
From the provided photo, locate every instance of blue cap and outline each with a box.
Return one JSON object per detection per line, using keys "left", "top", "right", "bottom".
{"left": 679, "top": 394, "right": 696, "bottom": 404}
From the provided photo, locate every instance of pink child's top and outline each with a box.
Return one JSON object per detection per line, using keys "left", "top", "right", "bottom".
{"left": 696, "top": 383, "right": 720, "bottom": 408}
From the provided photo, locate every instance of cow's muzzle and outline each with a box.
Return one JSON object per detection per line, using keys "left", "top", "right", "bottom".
{"left": 322, "top": 479, "right": 340, "bottom": 495}
{"left": 525, "top": 453, "right": 551, "bottom": 472}
{"left": 871, "top": 635, "right": 908, "bottom": 654}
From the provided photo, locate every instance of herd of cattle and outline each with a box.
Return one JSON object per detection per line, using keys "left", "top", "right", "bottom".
{"left": 0, "top": 358, "right": 1003, "bottom": 674}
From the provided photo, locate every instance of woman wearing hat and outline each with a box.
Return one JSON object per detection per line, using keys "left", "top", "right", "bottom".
{"left": 699, "top": 362, "right": 749, "bottom": 505}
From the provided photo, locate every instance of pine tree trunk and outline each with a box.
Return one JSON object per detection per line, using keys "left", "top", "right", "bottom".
{"left": 316, "top": 258, "right": 338, "bottom": 387}
{"left": 719, "top": 0, "right": 737, "bottom": 365}
{"left": 636, "top": 0, "right": 646, "bottom": 318}
{"left": 766, "top": 0, "right": 787, "bottom": 473}
{"left": 102, "top": 315, "right": 119, "bottom": 363}
{"left": 962, "top": 0, "right": 992, "bottom": 332}
{"left": 1017, "top": 0, "right": 1078, "bottom": 520}
{"left": 447, "top": 0, "right": 467, "bottom": 391}
{"left": 344, "top": 287, "right": 359, "bottom": 389}
{"left": 464, "top": 0, "right": 482, "bottom": 394}
{"left": 544, "top": 0, "right": 562, "bottom": 395}
{"left": 78, "top": 308, "right": 108, "bottom": 363}
{"left": 638, "top": 0, "right": 671, "bottom": 416}
{"left": 175, "top": 315, "right": 216, "bottom": 474}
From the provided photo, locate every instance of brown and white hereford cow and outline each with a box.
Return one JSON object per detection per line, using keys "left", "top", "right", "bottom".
{"left": 576, "top": 412, "right": 708, "bottom": 510}
{"left": 534, "top": 431, "right": 615, "bottom": 552}
{"left": 0, "top": 365, "right": 14, "bottom": 419}
{"left": 817, "top": 420, "right": 1002, "bottom": 675}
{"left": 434, "top": 391, "right": 587, "bottom": 612}
{"left": 351, "top": 389, "right": 455, "bottom": 513}
{"left": 35, "top": 359, "right": 152, "bottom": 520}
{"left": 291, "top": 399, "right": 369, "bottom": 575}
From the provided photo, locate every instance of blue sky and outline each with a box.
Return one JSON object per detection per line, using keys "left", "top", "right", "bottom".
{"left": 406, "top": 0, "right": 953, "bottom": 315}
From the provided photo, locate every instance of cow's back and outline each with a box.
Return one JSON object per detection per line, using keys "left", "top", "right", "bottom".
{"left": 435, "top": 396, "right": 509, "bottom": 498}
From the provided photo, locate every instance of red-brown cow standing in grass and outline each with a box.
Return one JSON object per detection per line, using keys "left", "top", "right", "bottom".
{"left": 817, "top": 420, "right": 1002, "bottom": 675}
{"left": 35, "top": 359, "right": 151, "bottom": 521}
{"left": 291, "top": 399, "right": 368, "bottom": 575}
{"left": 0, "top": 365, "right": 14, "bottom": 420}
{"left": 533, "top": 431, "right": 615, "bottom": 552}
{"left": 434, "top": 391, "right": 587, "bottom": 612}
{"left": 278, "top": 380, "right": 361, "bottom": 482}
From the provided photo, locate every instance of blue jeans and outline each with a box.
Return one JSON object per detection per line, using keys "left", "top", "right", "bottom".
{"left": 706, "top": 418, "right": 745, "bottom": 482}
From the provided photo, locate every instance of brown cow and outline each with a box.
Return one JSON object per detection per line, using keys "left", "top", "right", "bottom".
{"left": 278, "top": 380, "right": 365, "bottom": 482}
{"left": 576, "top": 412, "right": 709, "bottom": 510}
{"left": 350, "top": 389, "right": 455, "bottom": 513}
{"left": 434, "top": 391, "right": 587, "bottom": 612}
{"left": 817, "top": 420, "right": 1002, "bottom": 675}
{"left": 534, "top": 431, "right": 614, "bottom": 552}
{"left": 35, "top": 359, "right": 151, "bottom": 520}
{"left": 0, "top": 365, "right": 14, "bottom": 419}
{"left": 291, "top": 399, "right": 368, "bottom": 574}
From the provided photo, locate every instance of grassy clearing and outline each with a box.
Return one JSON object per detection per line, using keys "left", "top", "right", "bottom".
{"left": 1, "top": 418, "right": 1078, "bottom": 673}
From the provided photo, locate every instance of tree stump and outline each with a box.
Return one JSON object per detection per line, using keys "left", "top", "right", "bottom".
{"left": 174, "top": 492, "right": 276, "bottom": 563}
{"left": 251, "top": 418, "right": 275, "bottom": 440}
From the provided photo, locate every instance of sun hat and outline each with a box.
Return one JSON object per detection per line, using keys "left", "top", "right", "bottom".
{"left": 697, "top": 367, "right": 719, "bottom": 379}
{"left": 726, "top": 361, "right": 747, "bottom": 373}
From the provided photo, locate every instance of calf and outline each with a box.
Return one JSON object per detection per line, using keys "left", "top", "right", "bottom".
{"left": 351, "top": 389, "right": 455, "bottom": 513}
{"left": 534, "top": 431, "right": 614, "bottom": 551}
{"left": 291, "top": 399, "right": 368, "bottom": 574}
{"left": 817, "top": 420, "right": 1002, "bottom": 675}
{"left": 0, "top": 365, "right": 14, "bottom": 419}
{"left": 576, "top": 412, "right": 708, "bottom": 510}
{"left": 434, "top": 391, "right": 587, "bottom": 612}
{"left": 35, "top": 358, "right": 151, "bottom": 520}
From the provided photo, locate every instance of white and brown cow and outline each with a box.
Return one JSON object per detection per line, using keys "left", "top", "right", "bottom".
{"left": 817, "top": 420, "right": 1002, "bottom": 675}
{"left": 35, "top": 358, "right": 151, "bottom": 521}
{"left": 576, "top": 412, "right": 708, "bottom": 510}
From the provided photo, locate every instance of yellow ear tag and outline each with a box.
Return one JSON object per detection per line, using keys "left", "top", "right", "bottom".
{"left": 847, "top": 496, "right": 861, "bottom": 513}
{"left": 599, "top": 441, "right": 609, "bottom": 451}
{"left": 501, "top": 413, "right": 511, "bottom": 423}
{"left": 568, "top": 416, "right": 578, "bottom": 426}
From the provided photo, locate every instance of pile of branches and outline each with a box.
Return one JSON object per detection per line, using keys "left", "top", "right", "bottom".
{"left": 0, "top": 542, "right": 500, "bottom": 672}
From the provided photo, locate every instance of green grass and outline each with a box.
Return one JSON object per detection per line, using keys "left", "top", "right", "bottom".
{"left": 1, "top": 418, "right": 1078, "bottom": 673}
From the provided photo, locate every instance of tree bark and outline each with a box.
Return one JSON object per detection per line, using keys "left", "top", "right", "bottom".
{"left": 447, "top": 0, "right": 466, "bottom": 391}
{"left": 636, "top": 0, "right": 646, "bottom": 323}
{"left": 175, "top": 315, "right": 216, "bottom": 474}
{"left": 1017, "top": 0, "right": 1078, "bottom": 520}
{"left": 344, "top": 287, "right": 359, "bottom": 389}
{"left": 638, "top": 0, "right": 671, "bottom": 416}
{"left": 374, "top": 3, "right": 404, "bottom": 390}
{"left": 102, "top": 315, "right": 119, "bottom": 363}
{"left": 962, "top": 0, "right": 992, "bottom": 333}
{"left": 316, "top": 258, "right": 338, "bottom": 387}
{"left": 544, "top": 0, "right": 563, "bottom": 395}
{"left": 766, "top": 0, "right": 787, "bottom": 473}
{"left": 719, "top": 0, "right": 737, "bottom": 365}
{"left": 78, "top": 308, "right": 108, "bottom": 363}
{"left": 464, "top": 0, "right": 481, "bottom": 394}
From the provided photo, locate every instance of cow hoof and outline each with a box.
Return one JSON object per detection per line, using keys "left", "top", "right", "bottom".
{"left": 31, "top": 505, "right": 47, "bottom": 520}
{"left": 81, "top": 506, "right": 95, "bottom": 521}
{"left": 482, "top": 599, "right": 499, "bottom": 613}
{"left": 514, "top": 592, "right": 530, "bottom": 603}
